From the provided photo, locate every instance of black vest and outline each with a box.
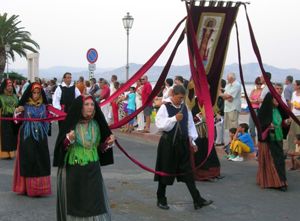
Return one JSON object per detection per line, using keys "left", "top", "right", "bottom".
{"left": 165, "top": 102, "right": 188, "bottom": 137}
{"left": 60, "top": 85, "right": 75, "bottom": 113}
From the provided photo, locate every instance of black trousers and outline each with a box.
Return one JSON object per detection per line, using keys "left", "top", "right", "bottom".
{"left": 157, "top": 181, "right": 204, "bottom": 203}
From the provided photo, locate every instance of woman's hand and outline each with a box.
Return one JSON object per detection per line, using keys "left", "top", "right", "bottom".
{"left": 106, "top": 134, "right": 115, "bottom": 146}
{"left": 15, "top": 106, "right": 24, "bottom": 113}
{"left": 190, "top": 139, "right": 198, "bottom": 152}
{"left": 66, "top": 130, "right": 75, "bottom": 143}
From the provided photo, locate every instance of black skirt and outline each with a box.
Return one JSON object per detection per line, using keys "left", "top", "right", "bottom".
{"left": 1, "top": 119, "right": 18, "bottom": 152}
{"left": 66, "top": 161, "right": 107, "bottom": 217}
{"left": 154, "top": 133, "right": 194, "bottom": 185}
{"left": 19, "top": 127, "right": 50, "bottom": 177}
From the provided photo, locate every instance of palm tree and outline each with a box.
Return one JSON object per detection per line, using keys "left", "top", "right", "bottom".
{"left": 0, "top": 13, "right": 40, "bottom": 75}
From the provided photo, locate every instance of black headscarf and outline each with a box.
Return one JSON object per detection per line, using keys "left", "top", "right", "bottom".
{"left": 18, "top": 83, "right": 48, "bottom": 106}
{"left": 258, "top": 92, "right": 289, "bottom": 141}
{"left": 0, "top": 79, "right": 16, "bottom": 95}
{"left": 53, "top": 96, "right": 113, "bottom": 167}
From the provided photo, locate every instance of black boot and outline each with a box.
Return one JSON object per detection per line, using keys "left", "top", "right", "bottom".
{"left": 194, "top": 198, "right": 213, "bottom": 210}
{"left": 157, "top": 197, "right": 170, "bottom": 210}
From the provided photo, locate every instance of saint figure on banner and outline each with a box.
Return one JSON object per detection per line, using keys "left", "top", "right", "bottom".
{"left": 199, "top": 17, "right": 216, "bottom": 66}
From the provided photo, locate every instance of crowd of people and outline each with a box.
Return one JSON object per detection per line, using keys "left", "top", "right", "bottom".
{"left": 0, "top": 71, "right": 299, "bottom": 219}
{"left": 217, "top": 72, "right": 300, "bottom": 191}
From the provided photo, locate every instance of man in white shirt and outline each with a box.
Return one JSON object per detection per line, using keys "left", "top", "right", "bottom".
{"left": 221, "top": 73, "right": 241, "bottom": 131}
{"left": 154, "top": 85, "right": 213, "bottom": 210}
{"left": 52, "top": 72, "right": 81, "bottom": 129}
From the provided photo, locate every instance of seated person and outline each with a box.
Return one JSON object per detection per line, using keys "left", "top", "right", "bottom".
{"left": 228, "top": 123, "right": 255, "bottom": 162}
{"left": 288, "top": 134, "right": 300, "bottom": 170}
{"left": 223, "top": 127, "right": 237, "bottom": 157}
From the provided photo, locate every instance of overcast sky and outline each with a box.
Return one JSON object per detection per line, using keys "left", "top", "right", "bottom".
{"left": 2, "top": 0, "right": 300, "bottom": 70}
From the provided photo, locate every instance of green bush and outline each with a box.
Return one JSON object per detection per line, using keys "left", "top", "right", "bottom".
{"left": 0, "top": 72, "right": 26, "bottom": 81}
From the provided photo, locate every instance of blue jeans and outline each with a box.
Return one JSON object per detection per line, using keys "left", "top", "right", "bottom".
{"left": 127, "top": 109, "right": 135, "bottom": 126}
{"left": 248, "top": 109, "right": 258, "bottom": 137}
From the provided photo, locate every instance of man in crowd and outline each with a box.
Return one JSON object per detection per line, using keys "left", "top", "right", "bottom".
{"left": 52, "top": 72, "right": 81, "bottom": 129}
{"left": 284, "top": 75, "right": 294, "bottom": 108}
{"left": 140, "top": 75, "right": 152, "bottom": 133}
{"left": 221, "top": 72, "right": 241, "bottom": 132}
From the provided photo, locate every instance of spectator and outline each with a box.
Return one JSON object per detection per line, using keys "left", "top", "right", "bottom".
{"left": 288, "top": 134, "right": 300, "bottom": 170}
{"left": 110, "top": 75, "right": 118, "bottom": 95}
{"left": 85, "top": 80, "right": 91, "bottom": 95}
{"left": 287, "top": 80, "right": 300, "bottom": 153}
{"left": 224, "top": 127, "right": 237, "bottom": 156}
{"left": 135, "top": 79, "right": 145, "bottom": 131}
{"left": 124, "top": 87, "right": 136, "bottom": 133}
{"left": 228, "top": 123, "right": 255, "bottom": 162}
{"left": 221, "top": 73, "right": 241, "bottom": 131}
{"left": 174, "top": 75, "right": 184, "bottom": 86}
{"left": 284, "top": 75, "right": 294, "bottom": 109}
{"left": 248, "top": 77, "right": 263, "bottom": 145}
{"left": 98, "top": 78, "right": 111, "bottom": 123}
{"left": 111, "top": 81, "right": 120, "bottom": 124}
{"left": 140, "top": 75, "right": 152, "bottom": 133}
{"left": 89, "top": 78, "right": 99, "bottom": 97}
{"left": 258, "top": 72, "right": 272, "bottom": 104}
{"left": 76, "top": 76, "right": 85, "bottom": 94}
{"left": 215, "top": 79, "right": 226, "bottom": 146}
{"left": 162, "top": 78, "right": 173, "bottom": 103}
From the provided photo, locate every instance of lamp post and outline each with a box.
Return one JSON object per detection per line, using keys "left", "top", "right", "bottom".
{"left": 4, "top": 43, "right": 11, "bottom": 79}
{"left": 122, "top": 12, "right": 134, "bottom": 81}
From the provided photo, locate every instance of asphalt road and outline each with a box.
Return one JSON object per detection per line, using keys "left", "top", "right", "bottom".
{"left": 0, "top": 123, "right": 300, "bottom": 221}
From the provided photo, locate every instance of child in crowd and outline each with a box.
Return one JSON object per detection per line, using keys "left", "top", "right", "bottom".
{"left": 223, "top": 128, "right": 237, "bottom": 156}
{"left": 228, "top": 123, "right": 255, "bottom": 162}
{"left": 288, "top": 134, "right": 300, "bottom": 170}
{"left": 125, "top": 87, "right": 136, "bottom": 133}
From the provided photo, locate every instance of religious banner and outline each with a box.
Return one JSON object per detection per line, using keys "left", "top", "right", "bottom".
{"left": 186, "top": 1, "right": 240, "bottom": 107}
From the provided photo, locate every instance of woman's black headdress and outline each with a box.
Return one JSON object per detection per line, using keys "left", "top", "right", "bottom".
{"left": 53, "top": 95, "right": 113, "bottom": 167}
{"left": 0, "top": 79, "right": 16, "bottom": 94}
{"left": 18, "top": 83, "right": 48, "bottom": 106}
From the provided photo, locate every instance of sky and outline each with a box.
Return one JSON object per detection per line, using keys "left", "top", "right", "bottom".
{"left": 2, "top": 0, "right": 300, "bottom": 70}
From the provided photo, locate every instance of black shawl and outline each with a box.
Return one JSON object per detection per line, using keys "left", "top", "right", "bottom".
{"left": 53, "top": 96, "right": 113, "bottom": 167}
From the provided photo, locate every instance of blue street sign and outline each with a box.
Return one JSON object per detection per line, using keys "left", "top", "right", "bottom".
{"left": 86, "top": 48, "right": 98, "bottom": 64}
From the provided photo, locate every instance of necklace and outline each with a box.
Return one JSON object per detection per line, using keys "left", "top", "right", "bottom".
{"left": 78, "top": 121, "right": 95, "bottom": 149}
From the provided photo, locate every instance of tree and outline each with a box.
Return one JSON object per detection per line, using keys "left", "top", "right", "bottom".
{"left": 0, "top": 13, "right": 40, "bottom": 75}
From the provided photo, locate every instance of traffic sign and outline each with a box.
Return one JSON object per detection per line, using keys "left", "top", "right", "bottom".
{"left": 88, "top": 63, "right": 96, "bottom": 71}
{"left": 86, "top": 48, "right": 98, "bottom": 64}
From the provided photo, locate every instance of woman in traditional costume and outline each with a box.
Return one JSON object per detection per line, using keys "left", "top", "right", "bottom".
{"left": 257, "top": 92, "right": 288, "bottom": 191}
{"left": 0, "top": 79, "right": 18, "bottom": 159}
{"left": 54, "top": 95, "right": 115, "bottom": 221}
{"left": 12, "top": 82, "right": 52, "bottom": 196}
{"left": 190, "top": 97, "right": 221, "bottom": 181}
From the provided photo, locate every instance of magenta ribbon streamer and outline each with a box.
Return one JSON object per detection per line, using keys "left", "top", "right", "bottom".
{"left": 115, "top": 139, "right": 210, "bottom": 177}
{"left": 234, "top": 22, "right": 263, "bottom": 137}
{"left": 185, "top": 2, "right": 215, "bottom": 161}
{"left": 110, "top": 30, "right": 186, "bottom": 129}
{"left": 243, "top": 4, "right": 300, "bottom": 127}
{"left": 0, "top": 105, "right": 67, "bottom": 122}
{"left": 114, "top": 29, "right": 213, "bottom": 177}
{"left": 100, "top": 17, "right": 187, "bottom": 107}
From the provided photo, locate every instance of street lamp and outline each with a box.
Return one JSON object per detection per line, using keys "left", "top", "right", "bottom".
{"left": 122, "top": 12, "right": 134, "bottom": 81}
{"left": 4, "top": 43, "right": 11, "bottom": 79}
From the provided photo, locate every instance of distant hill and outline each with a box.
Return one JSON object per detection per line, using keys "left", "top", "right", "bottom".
{"left": 13, "top": 63, "right": 300, "bottom": 83}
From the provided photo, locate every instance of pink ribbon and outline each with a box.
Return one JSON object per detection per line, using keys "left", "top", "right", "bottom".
{"left": 99, "top": 17, "right": 187, "bottom": 107}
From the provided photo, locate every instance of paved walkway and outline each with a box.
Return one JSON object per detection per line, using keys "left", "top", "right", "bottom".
{"left": 1, "top": 117, "right": 299, "bottom": 221}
